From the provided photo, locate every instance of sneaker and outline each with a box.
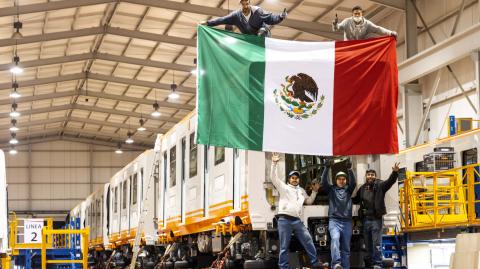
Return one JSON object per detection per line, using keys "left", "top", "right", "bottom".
{"left": 333, "top": 264, "right": 343, "bottom": 269}
{"left": 373, "top": 266, "right": 382, "bottom": 269}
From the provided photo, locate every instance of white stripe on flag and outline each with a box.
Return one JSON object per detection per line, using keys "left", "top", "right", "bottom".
{"left": 262, "top": 38, "right": 335, "bottom": 155}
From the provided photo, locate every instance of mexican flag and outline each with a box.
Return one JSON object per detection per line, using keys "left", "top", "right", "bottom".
{"left": 196, "top": 25, "right": 398, "bottom": 156}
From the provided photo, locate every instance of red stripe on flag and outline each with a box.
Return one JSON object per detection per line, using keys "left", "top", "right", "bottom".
{"left": 333, "top": 37, "right": 398, "bottom": 155}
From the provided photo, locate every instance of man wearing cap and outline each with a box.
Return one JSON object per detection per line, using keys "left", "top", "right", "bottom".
{"left": 332, "top": 5, "right": 397, "bottom": 41}
{"left": 321, "top": 160, "right": 356, "bottom": 269}
{"left": 200, "top": 0, "right": 287, "bottom": 37}
{"left": 352, "top": 163, "right": 400, "bottom": 269}
{"left": 271, "top": 154, "right": 322, "bottom": 269}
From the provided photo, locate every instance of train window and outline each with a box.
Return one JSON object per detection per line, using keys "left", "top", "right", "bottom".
{"left": 122, "top": 181, "right": 127, "bottom": 209}
{"left": 114, "top": 186, "right": 118, "bottom": 213}
{"left": 140, "top": 169, "right": 144, "bottom": 205}
{"left": 170, "top": 146, "right": 177, "bottom": 187}
{"left": 214, "top": 147, "right": 225, "bottom": 165}
{"left": 189, "top": 133, "right": 197, "bottom": 178}
{"left": 132, "top": 174, "right": 138, "bottom": 205}
{"left": 182, "top": 137, "right": 186, "bottom": 182}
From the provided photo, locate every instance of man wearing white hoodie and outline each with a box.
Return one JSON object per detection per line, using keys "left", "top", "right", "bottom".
{"left": 271, "top": 154, "right": 322, "bottom": 269}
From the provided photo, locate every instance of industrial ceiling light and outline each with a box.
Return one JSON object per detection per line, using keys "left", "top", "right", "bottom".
{"left": 9, "top": 119, "right": 19, "bottom": 132}
{"left": 115, "top": 143, "right": 123, "bottom": 154}
{"left": 10, "top": 82, "right": 21, "bottom": 98}
{"left": 168, "top": 84, "right": 179, "bottom": 99}
{"left": 9, "top": 146, "right": 17, "bottom": 155}
{"left": 137, "top": 118, "right": 146, "bottom": 132}
{"left": 10, "top": 55, "right": 23, "bottom": 74}
{"left": 9, "top": 133, "right": 18, "bottom": 145}
{"left": 169, "top": 71, "right": 179, "bottom": 100}
{"left": 9, "top": 103, "right": 20, "bottom": 118}
{"left": 11, "top": 0, "right": 22, "bottom": 39}
{"left": 125, "top": 131, "right": 134, "bottom": 144}
{"left": 151, "top": 102, "right": 161, "bottom": 117}
{"left": 12, "top": 21, "right": 23, "bottom": 40}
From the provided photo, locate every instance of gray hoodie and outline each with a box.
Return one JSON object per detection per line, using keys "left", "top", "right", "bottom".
{"left": 333, "top": 17, "right": 394, "bottom": 41}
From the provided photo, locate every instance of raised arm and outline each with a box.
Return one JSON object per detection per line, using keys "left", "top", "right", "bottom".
{"left": 270, "top": 154, "right": 287, "bottom": 195}
{"left": 366, "top": 20, "right": 395, "bottom": 36}
{"left": 381, "top": 162, "right": 400, "bottom": 192}
{"left": 347, "top": 168, "right": 357, "bottom": 194}
{"left": 332, "top": 17, "right": 347, "bottom": 32}
{"left": 304, "top": 183, "right": 319, "bottom": 205}
{"left": 259, "top": 8, "right": 286, "bottom": 26}
{"left": 321, "top": 166, "right": 332, "bottom": 193}
{"left": 207, "top": 11, "right": 236, "bottom": 27}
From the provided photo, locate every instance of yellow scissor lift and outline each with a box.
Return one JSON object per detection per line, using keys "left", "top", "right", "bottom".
{"left": 8, "top": 215, "right": 89, "bottom": 269}
{"left": 399, "top": 163, "right": 480, "bottom": 231}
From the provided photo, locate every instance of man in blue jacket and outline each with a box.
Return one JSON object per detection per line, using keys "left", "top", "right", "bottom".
{"left": 321, "top": 160, "right": 356, "bottom": 269}
{"left": 200, "top": 0, "right": 287, "bottom": 37}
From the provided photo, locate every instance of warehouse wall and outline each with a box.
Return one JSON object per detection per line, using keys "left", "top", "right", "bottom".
{"left": 5, "top": 140, "right": 143, "bottom": 213}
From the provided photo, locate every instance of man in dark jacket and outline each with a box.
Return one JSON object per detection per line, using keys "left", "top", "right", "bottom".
{"left": 321, "top": 160, "right": 356, "bottom": 269}
{"left": 200, "top": 0, "right": 287, "bottom": 36}
{"left": 353, "top": 163, "right": 400, "bottom": 268}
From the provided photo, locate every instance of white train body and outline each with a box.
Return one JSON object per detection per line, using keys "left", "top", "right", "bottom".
{"left": 0, "top": 150, "right": 8, "bottom": 256}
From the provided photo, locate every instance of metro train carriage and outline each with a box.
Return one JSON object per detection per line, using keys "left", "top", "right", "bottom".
{"left": 71, "top": 112, "right": 381, "bottom": 269}
{"left": 1, "top": 150, "right": 8, "bottom": 260}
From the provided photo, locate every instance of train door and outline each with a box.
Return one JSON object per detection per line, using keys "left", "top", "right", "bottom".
{"left": 130, "top": 173, "right": 138, "bottom": 230}
{"left": 203, "top": 145, "right": 210, "bottom": 217}
{"left": 162, "top": 151, "right": 167, "bottom": 227}
{"left": 153, "top": 160, "right": 159, "bottom": 227}
{"left": 233, "top": 148, "right": 241, "bottom": 211}
{"left": 181, "top": 137, "right": 187, "bottom": 223}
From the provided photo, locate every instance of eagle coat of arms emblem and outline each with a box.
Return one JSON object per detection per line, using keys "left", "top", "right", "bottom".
{"left": 273, "top": 73, "right": 325, "bottom": 120}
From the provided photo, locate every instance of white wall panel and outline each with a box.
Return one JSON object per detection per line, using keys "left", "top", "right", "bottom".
{"left": 8, "top": 184, "right": 29, "bottom": 200}
{"left": 32, "top": 141, "right": 90, "bottom": 151}
{"left": 6, "top": 168, "right": 28, "bottom": 183}
{"left": 31, "top": 152, "right": 90, "bottom": 167}
{"left": 5, "top": 152, "right": 28, "bottom": 167}
{"left": 5, "top": 140, "right": 144, "bottom": 213}
{"left": 31, "top": 168, "right": 90, "bottom": 183}
{"left": 8, "top": 201, "right": 29, "bottom": 211}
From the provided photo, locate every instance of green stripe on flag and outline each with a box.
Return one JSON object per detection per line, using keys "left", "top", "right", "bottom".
{"left": 197, "top": 26, "right": 265, "bottom": 150}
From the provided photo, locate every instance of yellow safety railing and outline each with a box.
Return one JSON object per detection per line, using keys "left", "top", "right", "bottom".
{"left": 8, "top": 215, "right": 54, "bottom": 255}
{"left": 400, "top": 163, "right": 480, "bottom": 231}
{"left": 41, "top": 227, "right": 89, "bottom": 269}
{"left": 447, "top": 118, "right": 480, "bottom": 137}
{"left": 8, "top": 214, "right": 89, "bottom": 268}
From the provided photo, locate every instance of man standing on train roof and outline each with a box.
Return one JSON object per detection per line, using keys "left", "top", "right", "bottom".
{"left": 352, "top": 163, "right": 400, "bottom": 269}
{"left": 332, "top": 5, "right": 397, "bottom": 41}
{"left": 271, "top": 153, "right": 323, "bottom": 269}
{"left": 321, "top": 158, "right": 357, "bottom": 269}
{"left": 200, "top": 0, "right": 287, "bottom": 37}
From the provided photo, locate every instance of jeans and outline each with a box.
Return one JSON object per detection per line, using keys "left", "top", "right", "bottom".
{"left": 328, "top": 218, "right": 352, "bottom": 269}
{"left": 278, "top": 216, "right": 319, "bottom": 269}
{"left": 363, "top": 219, "right": 383, "bottom": 267}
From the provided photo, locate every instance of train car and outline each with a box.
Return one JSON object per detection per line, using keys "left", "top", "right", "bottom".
{"left": 0, "top": 150, "right": 8, "bottom": 259}
{"left": 107, "top": 147, "right": 157, "bottom": 267}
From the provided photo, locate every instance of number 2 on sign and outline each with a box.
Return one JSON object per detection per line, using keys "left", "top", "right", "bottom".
{"left": 31, "top": 232, "right": 38, "bottom": 242}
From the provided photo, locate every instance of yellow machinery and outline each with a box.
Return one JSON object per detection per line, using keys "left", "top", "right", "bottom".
{"left": 400, "top": 163, "right": 480, "bottom": 231}
{"left": 8, "top": 215, "right": 89, "bottom": 269}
